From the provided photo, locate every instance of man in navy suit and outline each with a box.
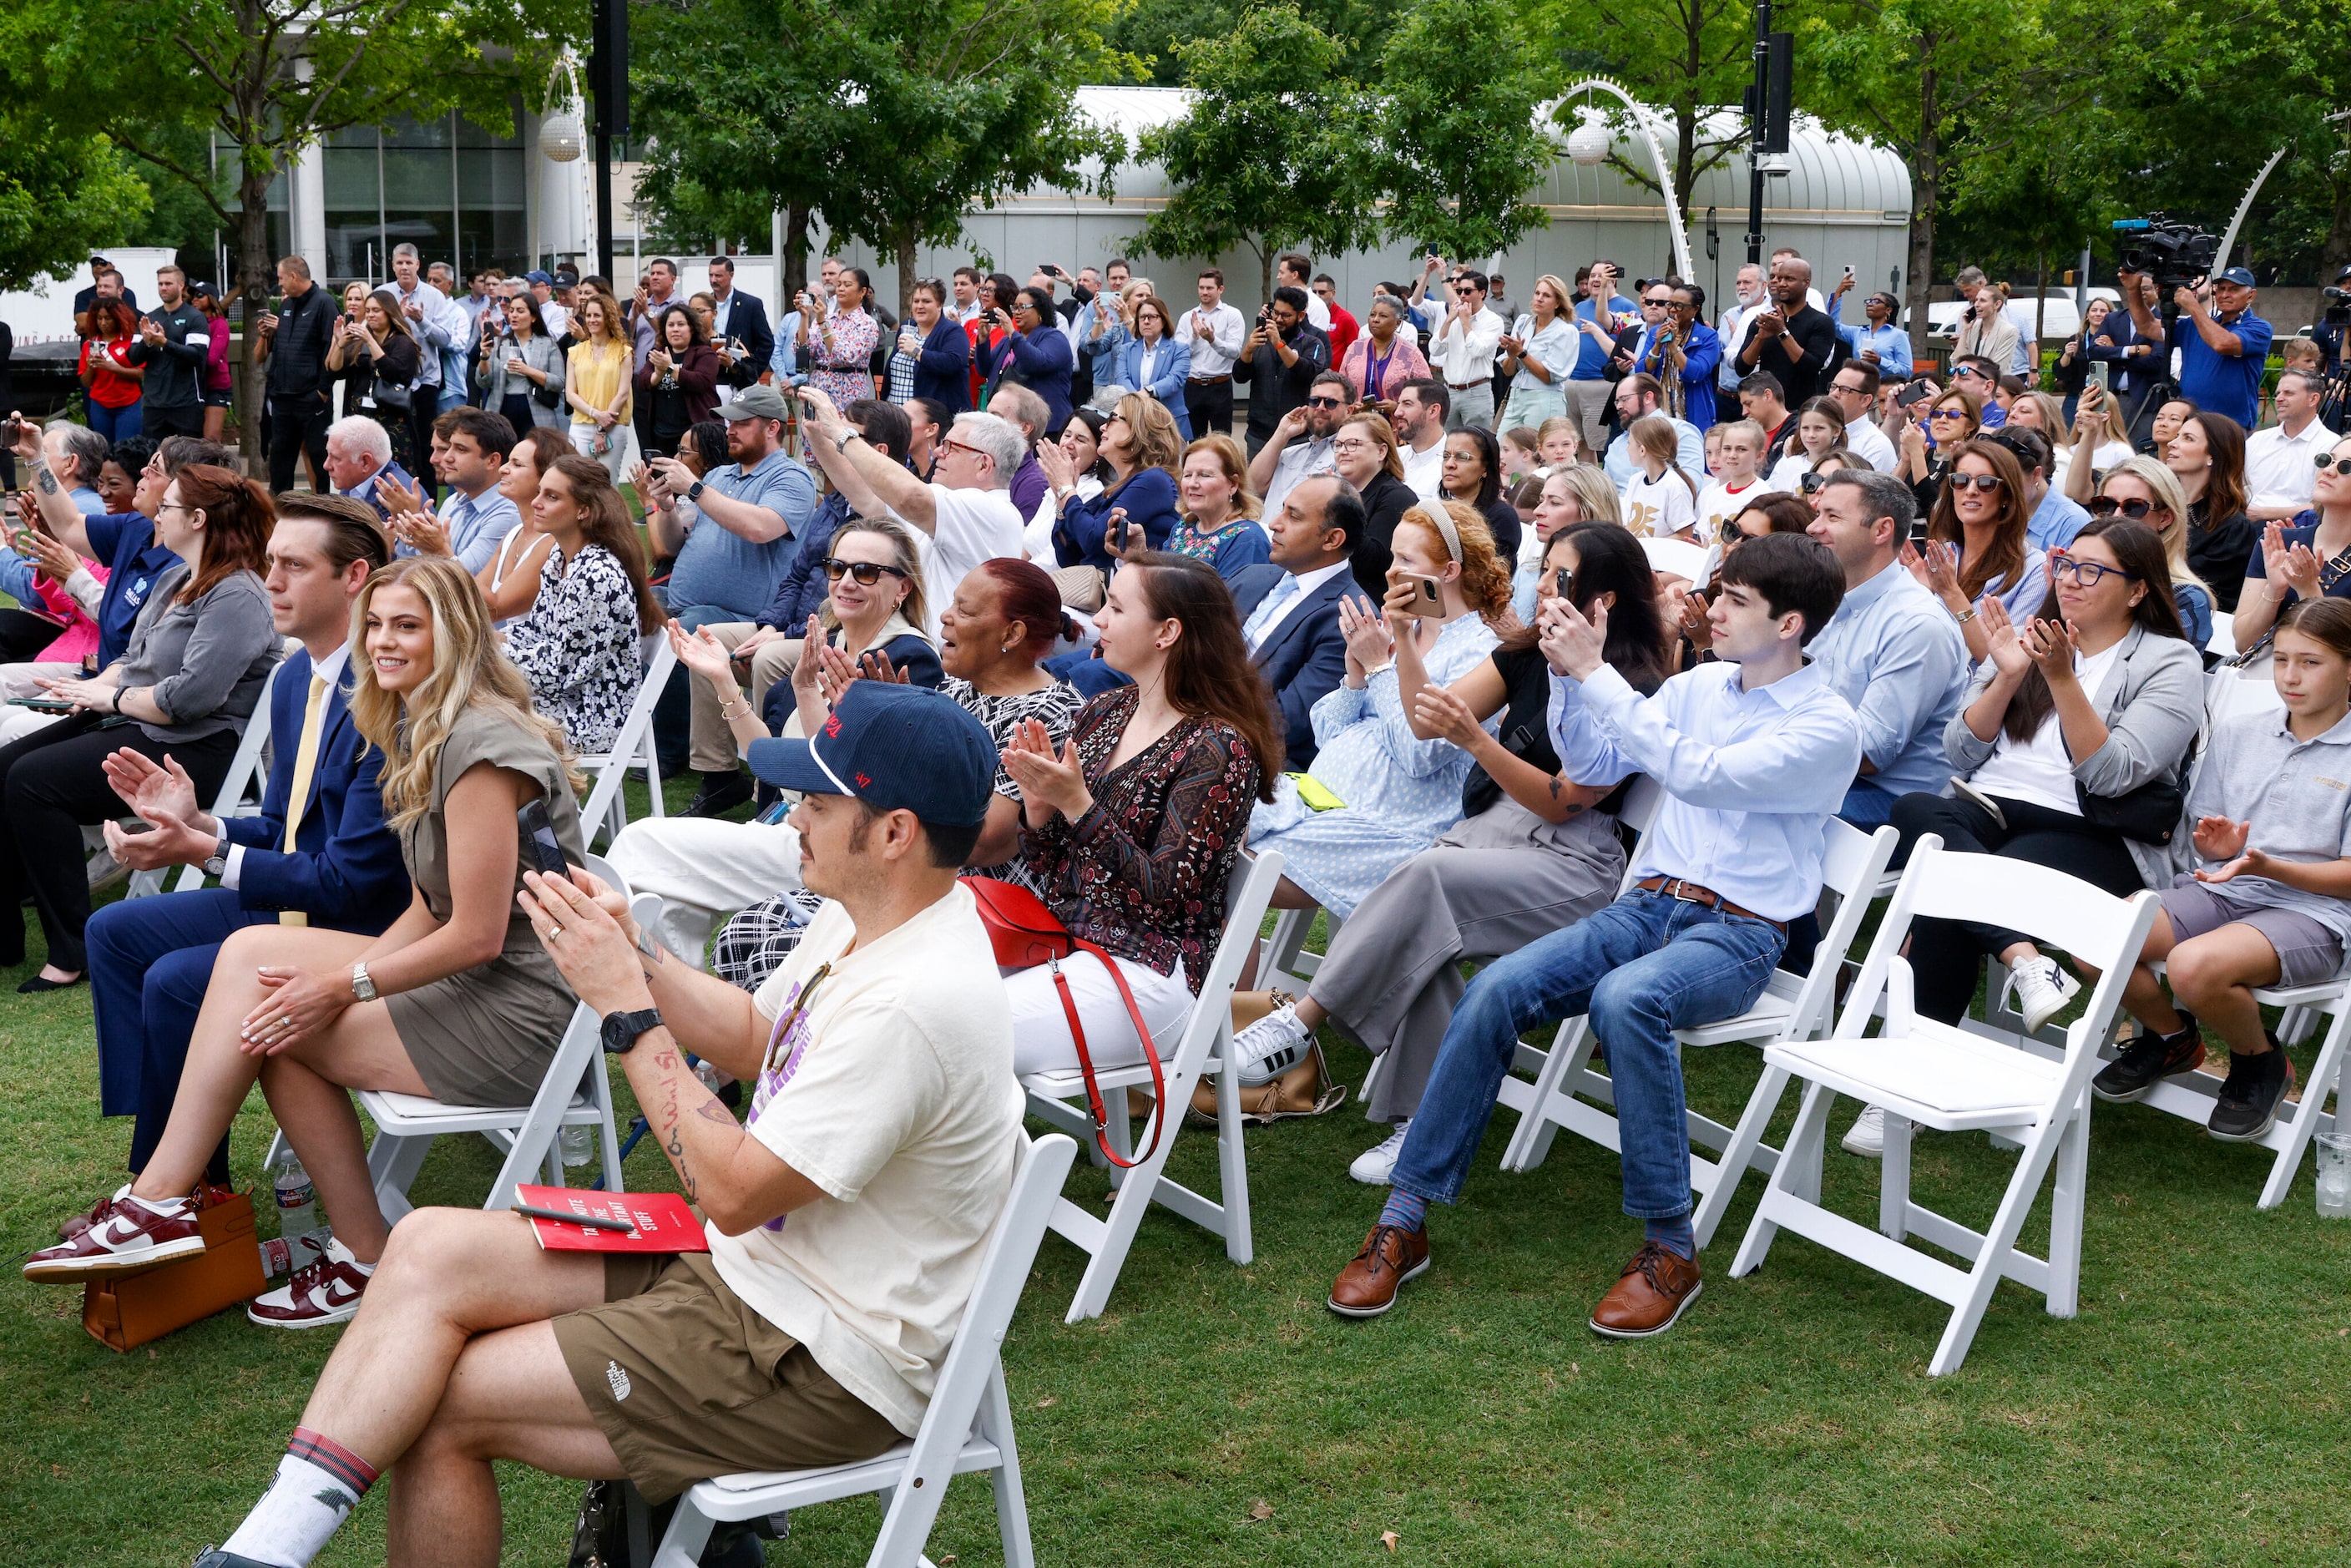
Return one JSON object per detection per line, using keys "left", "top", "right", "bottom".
{"left": 84, "top": 496, "right": 407, "bottom": 1186}
{"left": 706, "top": 255, "right": 775, "bottom": 389}
{"left": 983, "top": 286, "right": 1074, "bottom": 434}
{"left": 1226, "top": 473, "right": 1363, "bottom": 771}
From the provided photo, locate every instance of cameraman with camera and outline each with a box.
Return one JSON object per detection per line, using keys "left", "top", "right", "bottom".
{"left": 2123, "top": 263, "right": 2272, "bottom": 432}
{"left": 2313, "top": 262, "right": 2351, "bottom": 431}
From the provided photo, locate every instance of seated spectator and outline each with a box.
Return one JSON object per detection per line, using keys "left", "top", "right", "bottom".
{"left": 562, "top": 290, "right": 639, "bottom": 480}
{"left": 1247, "top": 370, "right": 1350, "bottom": 518}
{"left": 324, "top": 289, "right": 422, "bottom": 472}
{"left": 0, "top": 512, "right": 108, "bottom": 745}
{"left": 1800, "top": 470, "right": 1970, "bottom": 833}
{"left": 1499, "top": 426, "right": 1544, "bottom": 483}
{"left": 756, "top": 518, "right": 943, "bottom": 734}
{"left": 2242, "top": 369, "right": 2335, "bottom": 525}
{"left": 83, "top": 495, "right": 403, "bottom": 1194}
{"left": 987, "top": 382, "right": 1054, "bottom": 525}
{"left": 504, "top": 453, "right": 663, "bottom": 754}
{"left": 1904, "top": 437, "right": 2047, "bottom": 666}
{"left": 382, "top": 407, "right": 526, "bottom": 582}
{"left": 1509, "top": 465, "right": 1622, "bottom": 620}
{"left": 164, "top": 683, "right": 1017, "bottom": 1568}
{"left": 0, "top": 463, "right": 279, "bottom": 991}
{"left": 1339, "top": 295, "right": 1430, "bottom": 406}
{"left": 1329, "top": 412, "right": 1422, "bottom": 596}
{"left": 2149, "top": 395, "right": 2197, "bottom": 458}
{"left": 2166, "top": 410, "right": 2257, "bottom": 608}
{"left": 1224, "top": 474, "right": 1364, "bottom": 770}
{"left": 1025, "top": 406, "right": 1108, "bottom": 572}
{"left": 1950, "top": 355, "right": 2010, "bottom": 424}
{"left": 1617, "top": 415, "right": 1701, "bottom": 539}
{"left": 475, "top": 292, "right": 567, "bottom": 436}
{"left": 1983, "top": 423, "right": 2091, "bottom": 556}
{"left": 1325, "top": 534, "right": 1860, "bottom": 1331}
{"left": 1898, "top": 386, "right": 1980, "bottom": 518}
{"left": 1166, "top": 433, "right": 1271, "bottom": 580}
{"left": 1437, "top": 423, "right": 1524, "bottom": 564}
{"left": 1602, "top": 372, "right": 1705, "bottom": 488}
{"left": 1246, "top": 501, "right": 1511, "bottom": 920}
{"left": 1824, "top": 359, "right": 1900, "bottom": 474}
{"left": 39, "top": 419, "right": 109, "bottom": 515}
{"left": 1765, "top": 396, "right": 1848, "bottom": 492}
{"left": 633, "top": 303, "right": 721, "bottom": 458}
{"left": 2236, "top": 433, "right": 2351, "bottom": 654}
{"left": 1044, "top": 392, "right": 1184, "bottom": 584}
{"left": 24, "top": 558, "right": 587, "bottom": 1319}
{"left": 322, "top": 417, "right": 417, "bottom": 521}
{"left": 1888, "top": 518, "right": 2202, "bottom": 1033}
{"left": 2072, "top": 456, "right": 2213, "bottom": 652}
{"left": 2090, "top": 597, "right": 2351, "bottom": 1139}
{"left": 1233, "top": 524, "right": 1671, "bottom": 1181}
{"left": 1673, "top": 492, "right": 1816, "bottom": 667}
{"left": 1392, "top": 378, "right": 1451, "bottom": 499}
{"left": 1536, "top": 417, "right": 1581, "bottom": 470}
{"left": 1001, "top": 554, "right": 1276, "bottom": 1075}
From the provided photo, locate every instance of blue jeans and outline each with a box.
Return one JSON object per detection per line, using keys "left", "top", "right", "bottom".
{"left": 1388, "top": 890, "right": 1787, "bottom": 1220}
{"left": 1838, "top": 779, "right": 1901, "bottom": 828}
{"left": 88, "top": 400, "right": 143, "bottom": 443}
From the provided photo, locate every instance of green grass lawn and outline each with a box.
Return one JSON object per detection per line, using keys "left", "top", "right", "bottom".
{"left": 4, "top": 811, "right": 2348, "bottom": 1565}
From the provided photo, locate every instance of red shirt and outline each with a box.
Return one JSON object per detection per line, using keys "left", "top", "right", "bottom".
{"left": 1326, "top": 304, "right": 1360, "bottom": 363}
{"left": 79, "top": 336, "right": 142, "bottom": 408}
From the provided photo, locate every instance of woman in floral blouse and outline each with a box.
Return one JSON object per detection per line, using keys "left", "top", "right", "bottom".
{"left": 796, "top": 265, "right": 881, "bottom": 411}
{"left": 1001, "top": 552, "right": 1282, "bottom": 1076}
{"left": 503, "top": 452, "right": 661, "bottom": 754}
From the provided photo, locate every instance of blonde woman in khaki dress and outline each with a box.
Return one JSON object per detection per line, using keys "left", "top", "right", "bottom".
{"left": 27, "top": 556, "right": 588, "bottom": 1330}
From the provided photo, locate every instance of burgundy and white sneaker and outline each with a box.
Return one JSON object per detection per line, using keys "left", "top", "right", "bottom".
{"left": 59, "top": 1181, "right": 235, "bottom": 1242}
{"left": 23, "top": 1185, "right": 210, "bottom": 1281}
{"left": 247, "top": 1238, "right": 373, "bottom": 1328}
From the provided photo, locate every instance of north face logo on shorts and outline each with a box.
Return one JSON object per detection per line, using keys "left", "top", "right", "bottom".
{"left": 606, "top": 1359, "right": 632, "bottom": 1402}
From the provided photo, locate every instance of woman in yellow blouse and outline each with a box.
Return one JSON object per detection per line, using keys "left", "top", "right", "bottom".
{"left": 564, "top": 290, "right": 638, "bottom": 483}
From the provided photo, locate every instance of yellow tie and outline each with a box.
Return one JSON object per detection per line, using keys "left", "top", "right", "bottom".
{"left": 277, "top": 671, "right": 331, "bottom": 927}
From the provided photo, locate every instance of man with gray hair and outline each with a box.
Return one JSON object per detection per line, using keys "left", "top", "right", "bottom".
{"left": 796, "top": 386, "right": 1025, "bottom": 632}
{"left": 322, "top": 416, "right": 415, "bottom": 521}
{"left": 985, "top": 381, "right": 1053, "bottom": 522}
{"left": 42, "top": 422, "right": 110, "bottom": 515}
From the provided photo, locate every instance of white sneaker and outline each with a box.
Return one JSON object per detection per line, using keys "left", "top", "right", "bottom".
{"left": 247, "top": 1237, "right": 372, "bottom": 1328}
{"left": 1840, "top": 1105, "right": 1888, "bottom": 1158}
{"left": 1231, "top": 1003, "right": 1312, "bottom": 1086}
{"left": 2009, "top": 954, "right": 2081, "bottom": 1033}
{"left": 1349, "top": 1121, "right": 1412, "bottom": 1185}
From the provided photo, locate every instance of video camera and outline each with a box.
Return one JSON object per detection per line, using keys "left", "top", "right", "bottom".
{"left": 2112, "top": 214, "right": 2220, "bottom": 307}
{"left": 2323, "top": 286, "right": 2349, "bottom": 326}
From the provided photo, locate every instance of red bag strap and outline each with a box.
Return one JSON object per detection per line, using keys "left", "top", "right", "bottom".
{"left": 1049, "top": 939, "right": 1168, "bottom": 1171}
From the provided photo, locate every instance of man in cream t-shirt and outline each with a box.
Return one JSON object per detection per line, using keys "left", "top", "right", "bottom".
{"left": 184, "top": 683, "right": 1021, "bottom": 1568}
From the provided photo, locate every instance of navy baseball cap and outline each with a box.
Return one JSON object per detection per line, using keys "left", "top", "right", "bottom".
{"left": 746, "top": 682, "right": 999, "bottom": 827}
{"left": 2215, "top": 266, "right": 2256, "bottom": 289}
{"left": 523, "top": 269, "right": 554, "bottom": 286}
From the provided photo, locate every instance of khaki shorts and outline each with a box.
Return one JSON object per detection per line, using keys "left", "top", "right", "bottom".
{"left": 552, "top": 1251, "right": 902, "bottom": 1503}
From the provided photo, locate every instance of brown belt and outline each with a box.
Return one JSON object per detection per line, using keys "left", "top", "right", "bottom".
{"left": 1446, "top": 380, "right": 1488, "bottom": 391}
{"left": 1634, "top": 876, "right": 1787, "bottom": 933}
{"left": 1188, "top": 375, "right": 1232, "bottom": 385}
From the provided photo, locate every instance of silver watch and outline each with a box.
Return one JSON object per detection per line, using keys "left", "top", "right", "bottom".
{"left": 351, "top": 961, "right": 377, "bottom": 1003}
{"left": 203, "top": 851, "right": 229, "bottom": 879}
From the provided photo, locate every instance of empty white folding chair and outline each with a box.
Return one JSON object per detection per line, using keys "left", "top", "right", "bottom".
{"left": 1729, "top": 841, "right": 2161, "bottom": 1375}
{"left": 645, "top": 1130, "right": 1079, "bottom": 1568}
{"left": 1020, "top": 848, "right": 1282, "bottom": 1322}
{"left": 355, "top": 857, "right": 642, "bottom": 1222}
{"left": 1500, "top": 818, "right": 1900, "bottom": 1248}
{"left": 578, "top": 634, "right": 675, "bottom": 851}
{"left": 124, "top": 657, "right": 283, "bottom": 899}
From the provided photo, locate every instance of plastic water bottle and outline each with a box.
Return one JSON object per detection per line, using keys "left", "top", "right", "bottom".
{"left": 271, "top": 1150, "right": 316, "bottom": 1239}
{"left": 561, "top": 1124, "right": 596, "bottom": 1167}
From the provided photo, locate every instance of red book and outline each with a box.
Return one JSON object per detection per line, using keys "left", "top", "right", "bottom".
{"left": 513, "top": 1186, "right": 709, "bottom": 1253}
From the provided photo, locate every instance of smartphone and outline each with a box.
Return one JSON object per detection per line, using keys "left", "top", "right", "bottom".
{"left": 518, "top": 800, "right": 569, "bottom": 878}
{"left": 8, "top": 696, "right": 74, "bottom": 714}
{"left": 1554, "top": 567, "right": 1575, "bottom": 602}
{"left": 1110, "top": 508, "right": 1135, "bottom": 553}
{"left": 1403, "top": 574, "right": 1444, "bottom": 617}
{"left": 1292, "top": 774, "right": 1346, "bottom": 812}
{"left": 1895, "top": 379, "right": 1934, "bottom": 410}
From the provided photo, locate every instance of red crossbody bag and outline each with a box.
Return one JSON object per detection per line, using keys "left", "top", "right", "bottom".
{"left": 966, "top": 876, "right": 1166, "bottom": 1168}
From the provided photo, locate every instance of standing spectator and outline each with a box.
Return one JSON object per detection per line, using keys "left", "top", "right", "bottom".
{"left": 1566, "top": 260, "right": 1638, "bottom": 453}
{"left": 2054, "top": 296, "right": 2114, "bottom": 423}
{"left": 1391, "top": 379, "right": 1450, "bottom": 499}
{"left": 1115, "top": 294, "right": 1193, "bottom": 438}
{"left": 1716, "top": 262, "right": 1767, "bottom": 397}
{"left": 478, "top": 293, "right": 567, "bottom": 437}
{"left": 1235, "top": 286, "right": 1332, "bottom": 455}
{"left": 703, "top": 255, "right": 772, "bottom": 386}
{"left": 2125, "top": 264, "right": 2272, "bottom": 432}
{"left": 633, "top": 304, "right": 721, "bottom": 458}
{"left": 563, "top": 291, "right": 639, "bottom": 480}
{"left": 504, "top": 453, "right": 663, "bottom": 754}
{"left": 897, "top": 279, "right": 971, "bottom": 414}
{"left": 79, "top": 299, "right": 144, "bottom": 443}
{"left": 1914, "top": 436, "right": 2048, "bottom": 665}
{"left": 1496, "top": 275, "right": 1577, "bottom": 432}
{"left": 1829, "top": 286, "right": 1913, "bottom": 382}
{"left": 1184, "top": 268, "right": 1247, "bottom": 438}
{"left": 1953, "top": 275, "right": 2022, "bottom": 376}
{"left": 1312, "top": 274, "right": 1358, "bottom": 361}
{"left": 187, "top": 281, "right": 235, "bottom": 445}
{"left": 1735, "top": 255, "right": 1843, "bottom": 405}
{"left": 71, "top": 260, "right": 138, "bottom": 336}
{"left": 2166, "top": 410, "right": 2257, "bottom": 606}
{"left": 628, "top": 257, "right": 683, "bottom": 370}
{"left": 2245, "top": 368, "right": 2338, "bottom": 521}
{"left": 1425, "top": 270, "right": 1506, "bottom": 431}
{"left": 1282, "top": 253, "right": 1332, "bottom": 331}
{"left": 1339, "top": 295, "right": 1430, "bottom": 407}
{"left": 324, "top": 289, "right": 423, "bottom": 474}
{"left": 128, "top": 266, "right": 209, "bottom": 442}
{"left": 1247, "top": 370, "right": 1351, "bottom": 519}
{"left": 386, "top": 243, "right": 462, "bottom": 453}
{"left": 980, "top": 286, "right": 1074, "bottom": 435}
{"left": 1652, "top": 281, "right": 1723, "bottom": 429}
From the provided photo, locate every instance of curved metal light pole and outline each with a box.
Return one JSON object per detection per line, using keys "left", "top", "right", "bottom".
{"left": 2212, "top": 110, "right": 2351, "bottom": 281}
{"left": 1558, "top": 78, "right": 1696, "bottom": 284}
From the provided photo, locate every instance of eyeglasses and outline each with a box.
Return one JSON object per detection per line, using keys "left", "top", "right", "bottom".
{"left": 1331, "top": 438, "right": 1376, "bottom": 454}
{"left": 1928, "top": 407, "right": 1969, "bottom": 422}
{"left": 941, "top": 438, "right": 990, "bottom": 464}
{"left": 2050, "top": 557, "right": 2139, "bottom": 587}
{"left": 2315, "top": 454, "right": 2351, "bottom": 475}
{"left": 1642, "top": 296, "right": 1671, "bottom": 306}
{"left": 821, "top": 558, "right": 912, "bottom": 585}
{"left": 2086, "top": 496, "right": 2157, "bottom": 519}
{"left": 1306, "top": 395, "right": 1347, "bottom": 409}
{"left": 1948, "top": 473, "right": 2005, "bottom": 493}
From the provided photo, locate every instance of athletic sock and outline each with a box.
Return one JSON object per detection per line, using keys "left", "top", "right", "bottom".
{"left": 1378, "top": 1188, "right": 1428, "bottom": 1233}
{"left": 1645, "top": 1214, "right": 1696, "bottom": 1260}
{"left": 219, "top": 1429, "right": 381, "bottom": 1568}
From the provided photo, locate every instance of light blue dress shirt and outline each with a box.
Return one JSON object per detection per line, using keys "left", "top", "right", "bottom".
{"left": 437, "top": 485, "right": 525, "bottom": 575}
{"left": 2027, "top": 488, "right": 2091, "bottom": 554}
{"left": 1548, "top": 659, "right": 1863, "bottom": 920}
{"left": 1830, "top": 303, "right": 1914, "bottom": 379}
{"left": 1803, "top": 562, "right": 1969, "bottom": 799}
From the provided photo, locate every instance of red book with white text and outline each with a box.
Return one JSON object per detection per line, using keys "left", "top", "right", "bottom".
{"left": 513, "top": 1186, "right": 709, "bottom": 1253}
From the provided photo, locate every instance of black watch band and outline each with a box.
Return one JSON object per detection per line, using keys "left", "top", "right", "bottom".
{"left": 600, "top": 1007, "right": 664, "bottom": 1056}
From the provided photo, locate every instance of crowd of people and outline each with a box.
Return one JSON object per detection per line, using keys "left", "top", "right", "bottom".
{"left": 4, "top": 239, "right": 2348, "bottom": 1568}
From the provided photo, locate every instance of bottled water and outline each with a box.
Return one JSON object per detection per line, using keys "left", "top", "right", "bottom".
{"left": 561, "top": 1124, "right": 596, "bottom": 1167}
{"left": 2316, "top": 1133, "right": 2351, "bottom": 1218}
{"left": 270, "top": 1150, "right": 316, "bottom": 1239}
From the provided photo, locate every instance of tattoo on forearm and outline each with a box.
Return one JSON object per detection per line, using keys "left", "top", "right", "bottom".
{"left": 35, "top": 469, "right": 57, "bottom": 495}
{"left": 1548, "top": 777, "right": 1561, "bottom": 798}
{"left": 696, "top": 1100, "right": 738, "bottom": 1125}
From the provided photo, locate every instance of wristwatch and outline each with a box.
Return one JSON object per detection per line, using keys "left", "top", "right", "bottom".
{"left": 203, "top": 850, "right": 229, "bottom": 879}
{"left": 835, "top": 429, "right": 857, "bottom": 453}
{"left": 601, "top": 1007, "right": 664, "bottom": 1056}
{"left": 686, "top": 479, "right": 705, "bottom": 503}
{"left": 350, "top": 961, "right": 377, "bottom": 1003}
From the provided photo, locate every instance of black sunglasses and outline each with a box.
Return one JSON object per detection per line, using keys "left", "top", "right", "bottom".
{"left": 2086, "top": 496, "right": 2157, "bottom": 519}
{"left": 820, "top": 558, "right": 912, "bottom": 585}
{"left": 1306, "top": 395, "right": 1347, "bottom": 409}
{"left": 1799, "top": 471, "right": 1831, "bottom": 495}
{"left": 1949, "top": 473, "right": 2005, "bottom": 493}
{"left": 2315, "top": 453, "right": 2351, "bottom": 476}
{"left": 1642, "top": 296, "right": 1672, "bottom": 306}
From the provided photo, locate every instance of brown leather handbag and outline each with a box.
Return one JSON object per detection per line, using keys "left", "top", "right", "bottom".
{"left": 1190, "top": 989, "right": 1348, "bottom": 1123}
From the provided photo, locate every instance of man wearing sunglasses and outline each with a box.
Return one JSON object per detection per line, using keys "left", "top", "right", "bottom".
{"left": 1248, "top": 370, "right": 1352, "bottom": 517}
{"left": 1949, "top": 355, "right": 2009, "bottom": 426}
{"left": 1424, "top": 268, "right": 1505, "bottom": 432}
{"left": 2245, "top": 368, "right": 2338, "bottom": 522}
{"left": 2122, "top": 263, "right": 2273, "bottom": 432}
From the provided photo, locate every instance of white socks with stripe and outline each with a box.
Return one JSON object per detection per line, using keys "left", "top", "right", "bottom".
{"left": 220, "top": 1429, "right": 380, "bottom": 1568}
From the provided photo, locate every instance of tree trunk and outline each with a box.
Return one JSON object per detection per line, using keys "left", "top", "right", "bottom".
{"left": 236, "top": 161, "right": 274, "bottom": 483}
{"left": 1904, "top": 54, "right": 1940, "bottom": 367}
{"left": 2035, "top": 244, "right": 2048, "bottom": 381}
{"left": 1256, "top": 239, "right": 1275, "bottom": 306}
{"left": 893, "top": 220, "right": 919, "bottom": 321}
{"left": 780, "top": 204, "right": 811, "bottom": 301}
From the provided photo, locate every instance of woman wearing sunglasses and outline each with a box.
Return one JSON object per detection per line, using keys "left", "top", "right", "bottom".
{"left": 2233, "top": 432, "right": 2351, "bottom": 654}
{"left": 1899, "top": 386, "right": 1979, "bottom": 518}
{"left": 1905, "top": 437, "right": 2045, "bottom": 665}
{"left": 1888, "top": 517, "right": 2203, "bottom": 1032}
{"left": 765, "top": 519, "right": 943, "bottom": 735}
{"left": 2081, "top": 455, "right": 2214, "bottom": 651}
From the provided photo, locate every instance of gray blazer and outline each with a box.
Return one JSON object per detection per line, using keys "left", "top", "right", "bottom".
{"left": 479, "top": 331, "right": 567, "bottom": 427}
{"left": 1943, "top": 622, "right": 2205, "bottom": 887}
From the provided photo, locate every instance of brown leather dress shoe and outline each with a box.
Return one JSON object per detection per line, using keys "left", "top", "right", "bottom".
{"left": 1589, "top": 1241, "right": 1703, "bottom": 1338}
{"left": 1327, "top": 1223, "right": 1430, "bottom": 1318}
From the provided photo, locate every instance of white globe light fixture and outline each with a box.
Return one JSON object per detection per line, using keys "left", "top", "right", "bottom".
{"left": 1555, "top": 79, "right": 1696, "bottom": 286}
{"left": 539, "top": 56, "right": 586, "bottom": 164}
{"left": 1565, "top": 108, "right": 1612, "bottom": 167}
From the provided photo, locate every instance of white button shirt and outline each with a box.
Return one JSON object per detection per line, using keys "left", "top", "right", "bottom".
{"left": 1184, "top": 302, "right": 1248, "bottom": 378}
{"left": 2246, "top": 417, "right": 2339, "bottom": 512}
{"left": 1426, "top": 306, "right": 1505, "bottom": 390}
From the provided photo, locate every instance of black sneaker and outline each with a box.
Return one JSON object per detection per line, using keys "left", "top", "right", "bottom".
{"left": 2207, "top": 1041, "right": 2296, "bottom": 1142}
{"left": 2093, "top": 1015, "right": 2205, "bottom": 1102}
{"left": 681, "top": 771, "right": 756, "bottom": 818}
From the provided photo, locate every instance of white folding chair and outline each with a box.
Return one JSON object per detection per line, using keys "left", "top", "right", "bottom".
{"left": 124, "top": 657, "right": 284, "bottom": 899}
{"left": 1728, "top": 842, "right": 2161, "bottom": 1375}
{"left": 1500, "top": 818, "right": 1900, "bottom": 1248}
{"left": 1020, "top": 848, "right": 1283, "bottom": 1322}
{"left": 1641, "top": 535, "right": 1711, "bottom": 583}
{"left": 353, "top": 856, "right": 640, "bottom": 1223}
{"left": 2204, "top": 613, "right": 2238, "bottom": 663}
{"left": 578, "top": 634, "right": 675, "bottom": 852}
{"left": 645, "top": 1130, "right": 1079, "bottom": 1568}
{"left": 2204, "top": 658, "right": 2280, "bottom": 731}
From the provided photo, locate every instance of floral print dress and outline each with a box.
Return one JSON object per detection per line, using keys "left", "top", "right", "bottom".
{"left": 504, "top": 542, "right": 644, "bottom": 755}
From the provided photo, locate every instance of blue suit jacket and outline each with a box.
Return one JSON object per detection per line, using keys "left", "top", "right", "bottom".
{"left": 986, "top": 326, "right": 1074, "bottom": 432}
{"left": 1228, "top": 564, "right": 1353, "bottom": 771}
{"left": 1115, "top": 336, "right": 1192, "bottom": 438}
{"left": 217, "top": 646, "right": 409, "bottom": 931}
{"left": 913, "top": 318, "right": 973, "bottom": 412}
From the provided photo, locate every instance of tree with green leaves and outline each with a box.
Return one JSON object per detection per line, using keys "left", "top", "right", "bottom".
{"left": 1529, "top": 0, "right": 1755, "bottom": 220}
{"left": 1371, "top": 0, "right": 1557, "bottom": 261}
{"left": 0, "top": 2, "right": 151, "bottom": 291}
{"left": 1135, "top": 2, "right": 1384, "bottom": 300}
